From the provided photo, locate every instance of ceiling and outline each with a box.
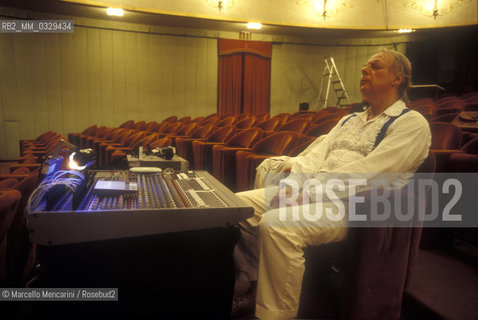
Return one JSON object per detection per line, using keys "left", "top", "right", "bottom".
{"left": 0, "top": 0, "right": 477, "bottom": 40}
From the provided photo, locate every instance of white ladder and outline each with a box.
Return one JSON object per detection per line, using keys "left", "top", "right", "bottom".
{"left": 317, "top": 56, "right": 350, "bottom": 108}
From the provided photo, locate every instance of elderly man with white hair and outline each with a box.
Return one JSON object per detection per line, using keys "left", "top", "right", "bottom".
{"left": 232, "top": 49, "right": 432, "bottom": 319}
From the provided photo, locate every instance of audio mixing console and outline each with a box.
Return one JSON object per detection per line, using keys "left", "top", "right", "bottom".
{"left": 27, "top": 170, "right": 253, "bottom": 245}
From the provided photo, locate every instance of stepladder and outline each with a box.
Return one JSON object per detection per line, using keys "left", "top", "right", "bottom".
{"left": 317, "top": 56, "right": 350, "bottom": 108}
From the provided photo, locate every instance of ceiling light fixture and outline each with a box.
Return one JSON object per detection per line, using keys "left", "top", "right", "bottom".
{"left": 297, "top": 0, "right": 352, "bottom": 20}
{"left": 396, "top": 28, "right": 415, "bottom": 33}
{"left": 247, "top": 22, "right": 262, "bottom": 30}
{"left": 106, "top": 7, "right": 124, "bottom": 16}
{"left": 205, "top": 0, "right": 236, "bottom": 11}
{"left": 404, "top": 0, "right": 471, "bottom": 19}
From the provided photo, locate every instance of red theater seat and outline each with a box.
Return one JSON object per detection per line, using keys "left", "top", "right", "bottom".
{"left": 118, "top": 120, "right": 135, "bottom": 129}
{"left": 216, "top": 116, "right": 236, "bottom": 127}
{"left": 235, "top": 131, "right": 299, "bottom": 191}
{"left": 212, "top": 127, "right": 263, "bottom": 190}
{"left": 306, "top": 119, "right": 340, "bottom": 137}
{"left": 175, "top": 124, "right": 216, "bottom": 166}
{"left": 0, "top": 190, "right": 21, "bottom": 286}
{"left": 264, "top": 118, "right": 311, "bottom": 136}
{"left": 253, "top": 113, "right": 270, "bottom": 123}
{"left": 200, "top": 116, "right": 220, "bottom": 126}
{"left": 271, "top": 113, "right": 291, "bottom": 126}
{"left": 161, "top": 123, "right": 200, "bottom": 146}
{"left": 177, "top": 116, "right": 191, "bottom": 123}
{"left": 161, "top": 116, "right": 178, "bottom": 123}
{"left": 234, "top": 117, "right": 256, "bottom": 131}
{"left": 192, "top": 126, "right": 236, "bottom": 172}
{"left": 103, "top": 131, "right": 146, "bottom": 167}
{"left": 254, "top": 118, "right": 281, "bottom": 132}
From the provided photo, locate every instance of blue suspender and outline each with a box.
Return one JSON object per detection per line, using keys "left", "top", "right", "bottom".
{"left": 341, "top": 114, "right": 356, "bottom": 126}
{"left": 372, "top": 108, "right": 411, "bottom": 150}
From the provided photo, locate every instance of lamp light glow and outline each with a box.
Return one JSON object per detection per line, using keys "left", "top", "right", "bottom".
{"left": 397, "top": 28, "right": 415, "bottom": 33}
{"left": 69, "top": 152, "right": 86, "bottom": 171}
{"left": 247, "top": 22, "right": 262, "bottom": 30}
{"left": 107, "top": 7, "right": 124, "bottom": 16}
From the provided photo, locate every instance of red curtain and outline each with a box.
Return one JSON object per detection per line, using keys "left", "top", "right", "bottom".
{"left": 243, "top": 53, "right": 271, "bottom": 114}
{"left": 217, "top": 39, "right": 271, "bottom": 115}
{"left": 218, "top": 54, "right": 243, "bottom": 115}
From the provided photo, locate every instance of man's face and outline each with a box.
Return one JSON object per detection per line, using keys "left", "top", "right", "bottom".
{"left": 360, "top": 53, "right": 401, "bottom": 96}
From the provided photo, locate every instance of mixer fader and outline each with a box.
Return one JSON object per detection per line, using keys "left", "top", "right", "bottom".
{"left": 27, "top": 170, "right": 253, "bottom": 245}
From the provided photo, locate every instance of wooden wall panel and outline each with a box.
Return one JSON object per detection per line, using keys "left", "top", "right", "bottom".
{"left": 0, "top": 26, "right": 218, "bottom": 159}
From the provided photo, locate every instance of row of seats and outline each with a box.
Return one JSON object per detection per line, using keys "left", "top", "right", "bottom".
{"left": 403, "top": 91, "right": 478, "bottom": 319}
{"left": 68, "top": 100, "right": 477, "bottom": 192}
{"left": 1, "top": 164, "right": 40, "bottom": 290}
{"left": 0, "top": 131, "right": 73, "bottom": 288}
{"left": 173, "top": 109, "right": 351, "bottom": 191}
{"left": 67, "top": 108, "right": 349, "bottom": 172}
{"left": 408, "top": 91, "right": 478, "bottom": 122}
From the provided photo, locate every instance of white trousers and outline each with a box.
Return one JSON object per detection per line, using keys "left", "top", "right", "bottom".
{"left": 234, "top": 187, "right": 348, "bottom": 319}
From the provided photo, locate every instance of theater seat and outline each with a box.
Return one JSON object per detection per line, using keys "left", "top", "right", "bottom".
{"left": 460, "top": 91, "right": 478, "bottom": 104}
{"left": 299, "top": 152, "right": 436, "bottom": 320}
{"left": 82, "top": 126, "right": 109, "bottom": 149}
{"left": 143, "top": 121, "right": 161, "bottom": 132}
{"left": 67, "top": 125, "right": 97, "bottom": 148}
{"left": 254, "top": 118, "right": 280, "bottom": 132}
{"left": 235, "top": 131, "right": 299, "bottom": 191}
{"left": 132, "top": 121, "right": 147, "bottom": 131}
{"left": 234, "top": 117, "right": 256, "bottom": 131}
{"left": 148, "top": 137, "right": 173, "bottom": 149}
{"left": 235, "top": 113, "right": 250, "bottom": 121}
{"left": 158, "top": 123, "right": 199, "bottom": 146}
{"left": 292, "top": 112, "right": 316, "bottom": 121}
{"left": 96, "top": 129, "right": 136, "bottom": 167}
{"left": 253, "top": 113, "right": 270, "bottom": 123}
{"left": 109, "top": 134, "right": 160, "bottom": 163}
{"left": 4, "top": 171, "right": 39, "bottom": 287}
{"left": 204, "top": 112, "right": 218, "bottom": 119}
{"left": 464, "top": 103, "right": 478, "bottom": 112}
{"left": 190, "top": 116, "right": 205, "bottom": 124}
{"left": 118, "top": 120, "right": 135, "bottom": 129}
{"left": 306, "top": 119, "right": 340, "bottom": 137}
{"left": 161, "top": 116, "right": 178, "bottom": 123}
{"left": 429, "top": 112, "right": 460, "bottom": 122}
{"left": 175, "top": 124, "right": 216, "bottom": 167}
{"left": 429, "top": 122, "right": 463, "bottom": 171}
{"left": 264, "top": 118, "right": 311, "bottom": 136}
{"left": 212, "top": 128, "right": 263, "bottom": 190}
{"left": 445, "top": 137, "right": 478, "bottom": 172}
{"left": 200, "top": 116, "right": 220, "bottom": 126}
{"left": 408, "top": 99, "right": 436, "bottom": 119}
{"left": 312, "top": 113, "right": 344, "bottom": 125}
{"left": 271, "top": 113, "right": 291, "bottom": 126}
{"left": 192, "top": 126, "right": 236, "bottom": 172}
{"left": 0, "top": 190, "right": 21, "bottom": 285}
{"left": 156, "top": 122, "right": 184, "bottom": 138}
{"left": 177, "top": 116, "right": 191, "bottom": 123}
{"left": 215, "top": 116, "right": 236, "bottom": 127}
{"left": 430, "top": 122, "right": 462, "bottom": 150}
{"left": 103, "top": 131, "right": 146, "bottom": 167}
{"left": 287, "top": 136, "right": 317, "bottom": 157}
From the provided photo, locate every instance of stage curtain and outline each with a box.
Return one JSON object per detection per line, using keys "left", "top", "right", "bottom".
{"left": 218, "top": 54, "right": 243, "bottom": 115}
{"left": 243, "top": 53, "right": 271, "bottom": 114}
{"left": 218, "top": 39, "right": 272, "bottom": 115}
